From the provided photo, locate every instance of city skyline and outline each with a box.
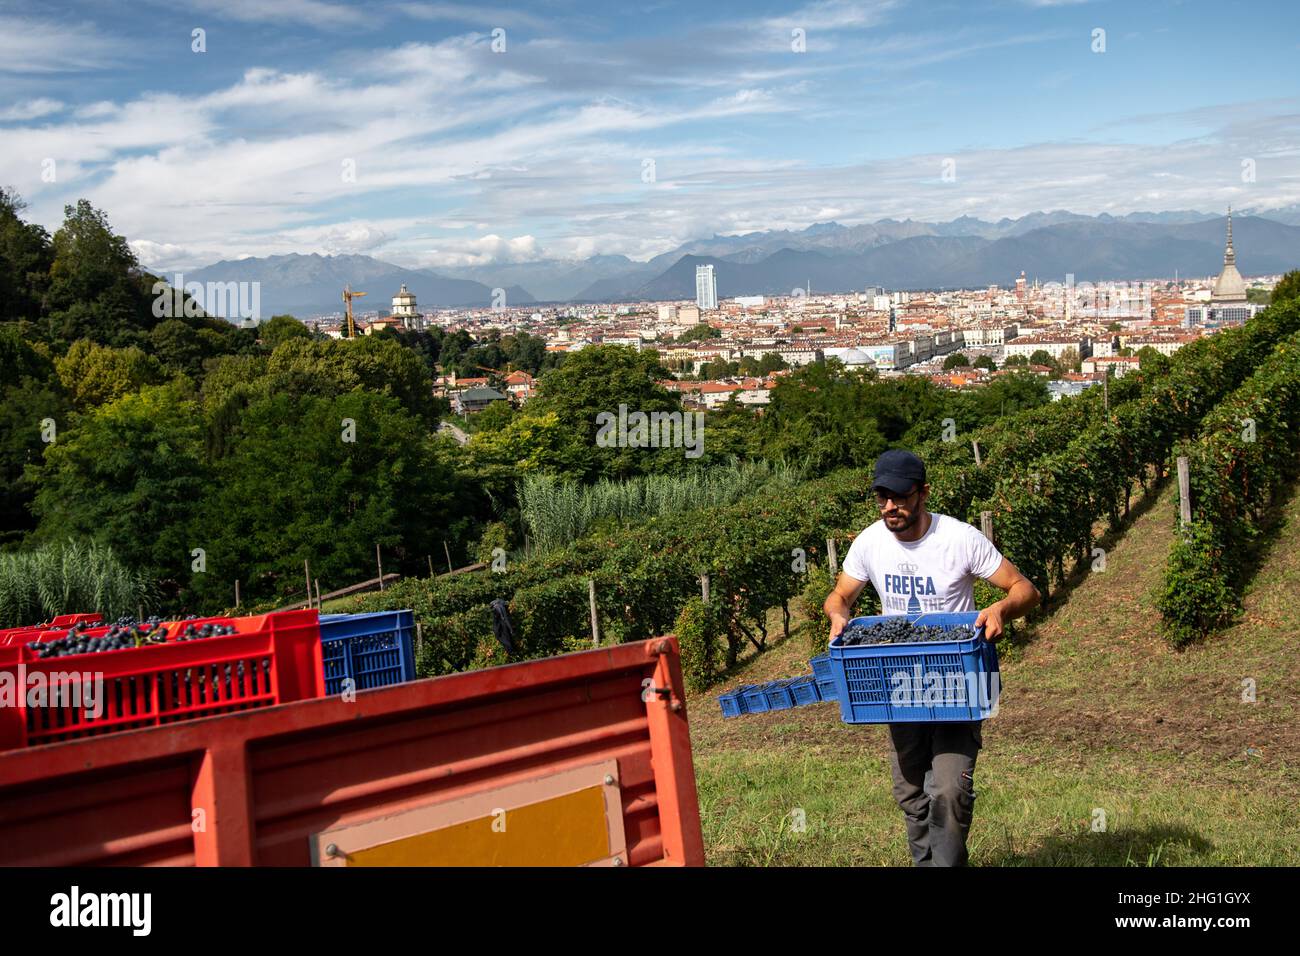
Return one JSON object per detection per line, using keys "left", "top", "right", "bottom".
{"left": 2, "top": 0, "right": 1299, "bottom": 274}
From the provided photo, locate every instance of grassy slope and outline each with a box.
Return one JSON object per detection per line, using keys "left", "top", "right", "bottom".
{"left": 685, "top": 478, "right": 1300, "bottom": 866}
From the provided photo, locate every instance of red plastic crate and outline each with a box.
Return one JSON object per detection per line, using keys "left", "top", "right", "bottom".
{"left": 0, "top": 610, "right": 325, "bottom": 751}
{"left": 0, "top": 613, "right": 103, "bottom": 646}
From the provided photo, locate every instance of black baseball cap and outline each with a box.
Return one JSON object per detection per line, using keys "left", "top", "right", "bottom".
{"left": 873, "top": 449, "right": 927, "bottom": 495}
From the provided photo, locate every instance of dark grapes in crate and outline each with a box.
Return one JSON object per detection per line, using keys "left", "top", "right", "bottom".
{"left": 838, "top": 619, "right": 973, "bottom": 646}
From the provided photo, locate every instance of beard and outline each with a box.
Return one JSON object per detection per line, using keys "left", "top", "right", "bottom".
{"left": 884, "top": 510, "right": 920, "bottom": 534}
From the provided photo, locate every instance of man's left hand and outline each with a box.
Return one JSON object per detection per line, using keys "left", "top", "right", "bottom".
{"left": 975, "top": 603, "right": 1005, "bottom": 642}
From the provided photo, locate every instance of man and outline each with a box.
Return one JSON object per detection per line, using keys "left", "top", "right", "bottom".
{"left": 823, "top": 448, "right": 1040, "bottom": 867}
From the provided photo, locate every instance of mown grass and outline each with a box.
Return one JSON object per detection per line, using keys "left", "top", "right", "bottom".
{"left": 688, "top": 478, "right": 1300, "bottom": 866}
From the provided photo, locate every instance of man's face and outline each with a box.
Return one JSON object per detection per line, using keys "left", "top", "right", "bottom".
{"left": 875, "top": 483, "right": 925, "bottom": 533}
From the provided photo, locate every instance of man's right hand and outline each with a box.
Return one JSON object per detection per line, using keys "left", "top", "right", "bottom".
{"left": 828, "top": 613, "right": 850, "bottom": 645}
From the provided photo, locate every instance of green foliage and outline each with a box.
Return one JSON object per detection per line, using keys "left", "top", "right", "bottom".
{"left": 0, "top": 539, "right": 155, "bottom": 628}
{"left": 0, "top": 325, "right": 67, "bottom": 542}
{"left": 1271, "top": 270, "right": 1300, "bottom": 304}
{"left": 467, "top": 397, "right": 514, "bottom": 433}
{"left": 1002, "top": 354, "right": 1028, "bottom": 367}
{"left": 29, "top": 382, "right": 208, "bottom": 593}
{"left": 525, "top": 345, "right": 683, "bottom": 481}
{"left": 973, "top": 355, "right": 996, "bottom": 371}
{"left": 517, "top": 460, "right": 807, "bottom": 553}
{"left": 0, "top": 189, "right": 52, "bottom": 322}
{"left": 148, "top": 318, "right": 237, "bottom": 381}
{"left": 263, "top": 335, "right": 439, "bottom": 426}
{"left": 189, "top": 389, "right": 461, "bottom": 609}
{"left": 676, "top": 323, "right": 720, "bottom": 343}
{"left": 44, "top": 200, "right": 153, "bottom": 348}
{"left": 55, "top": 339, "right": 166, "bottom": 409}
{"left": 1135, "top": 345, "right": 1170, "bottom": 376}
{"left": 1028, "top": 349, "right": 1056, "bottom": 370}
{"left": 258, "top": 314, "right": 312, "bottom": 350}
{"left": 674, "top": 596, "right": 724, "bottom": 690}
{"left": 759, "top": 361, "right": 888, "bottom": 472}
{"left": 943, "top": 352, "right": 970, "bottom": 369}
{"left": 476, "top": 521, "right": 511, "bottom": 565}
{"left": 800, "top": 564, "right": 836, "bottom": 656}
{"left": 738, "top": 352, "right": 788, "bottom": 376}
{"left": 1158, "top": 320, "right": 1300, "bottom": 643}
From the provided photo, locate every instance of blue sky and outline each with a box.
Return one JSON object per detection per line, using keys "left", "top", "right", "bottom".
{"left": 2, "top": 0, "right": 1298, "bottom": 271}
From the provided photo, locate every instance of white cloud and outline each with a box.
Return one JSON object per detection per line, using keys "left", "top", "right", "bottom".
{"left": 3, "top": 9, "right": 1296, "bottom": 276}
{"left": 169, "top": 0, "right": 366, "bottom": 27}
{"left": 394, "top": 2, "right": 552, "bottom": 30}
{"left": 0, "top": 15, "right": 123, "bottom": 72}
{"left": 0, "top": 98, "right": 64, "bottom": 121}
{"left": 419, "top": 234, "right": 543, "bottom": 267}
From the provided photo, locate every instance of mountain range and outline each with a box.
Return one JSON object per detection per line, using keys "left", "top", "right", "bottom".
{"left": 185, "top": 209, "right": 1300, "bottom": 317}
{"left": 182, "top": 253, "right": 535, "bottom": 319}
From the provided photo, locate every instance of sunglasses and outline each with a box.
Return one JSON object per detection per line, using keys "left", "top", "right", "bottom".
{"left": 874, "top": 486, "right": 921, "bottom": 508}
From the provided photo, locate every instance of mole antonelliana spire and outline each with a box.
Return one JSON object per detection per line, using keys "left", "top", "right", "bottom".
{"left": 1211, "top": 207, "right": 1247, "bottom": 303}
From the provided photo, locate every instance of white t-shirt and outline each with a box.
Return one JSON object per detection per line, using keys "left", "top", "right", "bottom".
{"left": 841, "top": 512, "right": 1004, "bottom": 615}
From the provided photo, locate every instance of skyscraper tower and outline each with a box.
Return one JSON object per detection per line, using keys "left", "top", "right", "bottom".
{"left": 696, "top": 264, "right": 718, "bottom": 310}
{"left": 1211, "top": 208, "right": 1247, "bottom": 303}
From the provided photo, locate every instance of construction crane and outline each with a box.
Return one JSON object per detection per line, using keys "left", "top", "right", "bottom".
{"left": 342, "top": 285, "right": 367, "bottom": 338}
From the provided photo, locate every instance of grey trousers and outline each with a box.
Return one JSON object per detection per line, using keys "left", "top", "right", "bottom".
{"left": 886, "top": 720, "right": 982, "bottom": 867}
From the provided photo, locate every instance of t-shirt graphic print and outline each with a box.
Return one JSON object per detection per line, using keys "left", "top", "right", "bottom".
{"left": 840, "top": 512, "right": 1005, "bottom": 614}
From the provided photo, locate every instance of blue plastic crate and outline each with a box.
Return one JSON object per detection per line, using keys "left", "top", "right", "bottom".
{"left": 789, "top": 674, "right": 821, "bottom": 706}
{"left": 816, "top": 677, "right": 838, "bottom": 702}
{"left": 827, "top": 612, "right": 1000, "bottom": 724}
{"left": 740, "top": 684, "right": 770, "bottom": 713}
{"left": 810, "top": 654, "right": 833, "bottom": 682}
{"left": 717, "top": 689, "right": 748, "bottom": 718}
{"left": 319, "top": 610, "right": 417, "bottom": 695}
{"left": 763, "top": 678, "right": 799, "bottom": 711}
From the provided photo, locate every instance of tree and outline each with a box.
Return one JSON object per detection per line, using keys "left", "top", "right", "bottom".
{"left": 264, "top": 335, "right": 438, "bottom": 426}
{"left": 149, "top": 318, "right": 230, "bottom": 380}
{"left": 699, "top": 396, "right": 762, "bottom": 464}
{"left": 943, "top": 352, "right": 970, "bottom": 370}
{"left": 1272, "top": 270, "right": 1300, "bottom": 304}
{"left": 470, "top": 397, "right": 515, "bottom": 433}
{"left": 759, "top": 361, "right": 891, "bottom": 473}
{"left": 1057, "top": 347, "right": 1082, "bottom": 374}
{"left": 973, "top": 355, "right": 996, "bottom": 371}
{"left": 1028, "top": 349, "right": 1056, "bottom": 370}
{"left": 525, "top": 345, "right": 683, "bottom": 481}
{"left": 55, "top": 339, "right": 166, "bottom": 409}
{"left": 461, "top": 409, "right": 590, "bottom": 500}
{"left": 190, "top": 390, "right": 464, "bottom": 609}
{"left": 259, "top": 314, "right": 312, "bottom": 350}
{"left": 699, "top": 359, "right": 739, "bottom": 380}
{"left": 0, "top": 188, "right": 53, "bottom": 322}
{"left": 676, "top": 323, "right": 720, "bottom": 344}
{"left": 29, "top": 382, "right": 209, "bottom": 595}
{"left": 1003, "top": 353, "right": 1028, "bottom": 367}
{"left": 502, "top": 331, "right": 547, "bottom": 373}
{"left": 0, "top": 325, "right": 67, "bottom": 544}
{"left": 1135, "top": 345, "right": 1169, "bottom": 375}
{"left": 977, "top": 371, "right": 1050, "bottom": 417}
{"left": 44, "top": 200, "right": 149, "bottom": 346}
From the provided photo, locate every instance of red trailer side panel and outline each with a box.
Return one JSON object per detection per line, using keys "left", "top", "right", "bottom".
{"left": 0, "top": 637, "right": 704, "bottom": 867}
